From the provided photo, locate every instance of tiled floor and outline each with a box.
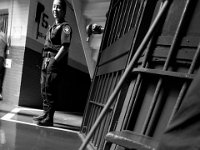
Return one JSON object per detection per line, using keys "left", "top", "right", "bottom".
{"left": 0, "top": 101, "right": 88, "bottom": 150}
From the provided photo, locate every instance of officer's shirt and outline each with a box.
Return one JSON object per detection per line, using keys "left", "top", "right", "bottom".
{"left": 44, "top": 22, "right": 72, "bottom": 51}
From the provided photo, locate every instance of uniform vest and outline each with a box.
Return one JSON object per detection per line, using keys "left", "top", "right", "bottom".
{"left": 44, "top": 22, "right": 71, "bottom": 53}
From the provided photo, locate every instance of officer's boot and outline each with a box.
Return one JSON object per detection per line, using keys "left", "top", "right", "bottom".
{"left": 33, "top": 111, "right": 47, "bottom": 121}
{"left": 37, "top": 109, "right": 54, "bottom": 126}
{"left": 33, "top": 105, "right": 48, "bottom": 121}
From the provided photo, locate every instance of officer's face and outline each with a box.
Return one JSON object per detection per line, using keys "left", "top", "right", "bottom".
{"left": 52, "top": 0, "right": 65, "bottom": 20}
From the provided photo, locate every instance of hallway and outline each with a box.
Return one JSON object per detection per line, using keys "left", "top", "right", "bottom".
{"left": 0, "top": 101, "right": 86, "bottom": 150}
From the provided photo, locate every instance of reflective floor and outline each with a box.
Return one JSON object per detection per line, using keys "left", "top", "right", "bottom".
{"left": 0, "top": 101, "right": 85, "bottom": 150}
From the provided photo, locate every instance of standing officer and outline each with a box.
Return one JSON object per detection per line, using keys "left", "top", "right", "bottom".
{"left": 33, "top": 0, "right": 72, "bottom": 126}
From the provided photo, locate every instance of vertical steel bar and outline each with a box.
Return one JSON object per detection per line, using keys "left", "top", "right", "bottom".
{"left": 128, "top": 0, "right": 139, "bottom": 32}
{"left": 87, "top": 76, "right": 104, "bottom": 135}
{"left": 79, "top": 1, "right": 169, "bottom": 149}
{"left": 98, "top": 72, "right": 121, "bottom": 149}
{"left": 125, "top": 39, "right": 154, "bottom": 130}
{"left": 164, "top": 0, "right": 191, "bottom": 70}
{"left": 143, "top": 0, "right": 191, "bottom": 135}
{"left": 118, "top": 0, "right": 129, "bottom": 37}
{"left": 92, "top": 76, "right": 106, "bottom": 134}
{"left": 103, "top": 73, "right": 115, "bottom": 104}
{"left": 93, "top": 75, "right": 108, "bottom": 145}
{"left": 127, "top": 0, "right": 148, "bottom": 63}
{"left": 112, "top": 1, "right": 124, "bottom": 43}
{"left": 121, "top": 0, "right": 134, "bottom": 35}
{"left": 99, "top": 0, "right": 114, "bottom": 49}
{"left": 107, "top": 7, "right": 118, "bottom": 46}
{"left": 96, "top": 75, "right": 107, "bottom": 103}
{"left": 96, "top": 72, "right": 118, "bottom": 148}
{"left": 109, "top": 2, "right": 123, "bottom": 45}
{"left": 168, "top": 41, "right": 200, "bottom": 125}
{"left": 81, "top": 76, "right": 99, "bottom": 133}
{"left": 85, "top": 77, "right": 101, "bottom": 134}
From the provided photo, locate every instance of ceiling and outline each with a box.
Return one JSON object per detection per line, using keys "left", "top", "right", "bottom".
{"left": 66, "top": 0, "right": 111, "bottom": 77}
{"left": 81, "top": 0, "right": 111, "bottom": 26}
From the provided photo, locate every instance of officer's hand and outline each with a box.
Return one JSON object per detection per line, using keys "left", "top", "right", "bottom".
{"left": 47, "top": 58, "right": 57, "bottom": 72}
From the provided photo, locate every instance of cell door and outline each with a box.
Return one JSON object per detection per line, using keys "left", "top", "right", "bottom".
{"left": 80, "top": 0, "right": 155, "bottom": 149}
{"left": 112, "top": 0, "right": 200, "bottom": 146}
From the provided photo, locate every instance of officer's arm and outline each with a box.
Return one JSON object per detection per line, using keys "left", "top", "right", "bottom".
{"left": 54, "top": 24, "right": 71, "bottom": 62}
{"left": 54, "top": 43, "right": 69, "bottom": 61}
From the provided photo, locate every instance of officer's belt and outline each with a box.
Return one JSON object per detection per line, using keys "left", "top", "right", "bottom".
{"left": 42, "top": 51, "right": 57, "bottom": 58}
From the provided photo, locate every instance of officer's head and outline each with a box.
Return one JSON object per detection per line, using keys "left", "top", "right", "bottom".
{"left": 52, "top": 0, "right": 67, "bottom": 21}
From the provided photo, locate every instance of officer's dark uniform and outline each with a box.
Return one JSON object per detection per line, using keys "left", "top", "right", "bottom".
{"left": 38, "top": 20, "right": 72, "bottom": 126}
{"left": 157, "top": 69, "right": 200, "bottom": 150}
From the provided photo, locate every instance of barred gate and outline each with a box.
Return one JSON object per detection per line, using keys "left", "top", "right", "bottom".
{"left": 80, "top": 0, "right": 200, "bottom": 150}
{"left": 121, "top": 0, "right": 200, "bottom": 139}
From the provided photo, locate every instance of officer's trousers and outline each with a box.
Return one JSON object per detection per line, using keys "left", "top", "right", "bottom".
{"left": 0, "top": 56, "right": 4, "bottom": 94}
{"left": 40, "top": 57, "right": 60, "bottom": 116}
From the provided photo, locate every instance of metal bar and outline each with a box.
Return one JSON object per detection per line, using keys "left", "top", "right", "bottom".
{"left": 121, "top": 0, "right": 134, "bottom": 35}
{"left": 79, "top": 1, "right": 169, "bottom": 149}
{"left": 112, "top": 1, "right": 124, "bottom": 42}
{"left": 81, "top": 76, "right": 99, "bottom": 132}
{"left": 90, "top": 72, "right": 117, "bottom": 148}
{"left": 99, "top": 0, "right": 114, "bottom": 50}
{"left": 96, "top": 75, "right": 107, "bottom": 103}
{"left": 86, "top": 76, "right": 103, "bottom": 134}
{"left": 99, "top": 112, "right": 112, "bottom": 149}
{"left": 128, "top": 0, "right": 139, "bottom": 32}
{"left": 96, "top": 108, "right": 109, "bottom": 147}
{"left": 168, "top": 37, "right": 200, "bottom": 125}
{"left": 95, "top": 74, "right": 113, "bottom": 146}
{"left": 143, "top": 0, "right": 191, "bottom": 135}
{"left": 102, "top": 73, "right": 115, "bottom": 104}
{"left": 107, "top": 6, "right": 118, "bottom": 46}
{"left": 111, "top": 0, "right": 121, "bottom": 11}
{"left": 124, "top": 38, "right": 154, "bottom": 130}
{"left": 93, "top": 75, "right": 108, "bottom": 145}
{"left": 92, "top": 76, "right": 101, "bottom": 102}
{"left": 109, "top": 2, "right": 123, "bottom": 45}
{"left": 100, "top": 74, "right": 110, "bottom": 104}
{"left": 132, "top": 68, "right": 195, "bottom": 80}
{"left": 164, "top": 1, "right": 191, "bottom": 70}
{"left": 127, "top": 0, "right": 148, "bottom": 63}
{"left": 93, "top": 106, "right": 102, "bottom": 146}
{"left": 118, "top": 0, "right": 129, "bottom": 37}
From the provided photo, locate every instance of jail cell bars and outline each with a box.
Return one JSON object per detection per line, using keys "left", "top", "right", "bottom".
{"left": 121, "top": 0, "right": 200, "bottom": 141}
{"left": 103, "top": 0, "right": 145, "bottom": 49}
{"left": 81, "top": 71, "right": 122, "bottom": 149}
{"left": 81, "top": 0, "right": 200, "bottom": 150}
{"left": 80, "top": 0, "right": 143, "bottom": 149}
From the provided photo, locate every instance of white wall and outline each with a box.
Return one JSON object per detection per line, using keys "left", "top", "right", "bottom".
{"left": 0, "top": 0, "right": 29, "bottom": 47}
{"left": 0, "top": 0, "right": 30, "bottom": 105}
{"left": 10, "top": 0, "right": 30, "bottom": 46}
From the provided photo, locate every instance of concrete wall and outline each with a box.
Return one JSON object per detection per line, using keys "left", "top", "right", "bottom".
{"left": 0, "top": 0, "right": 29, "bottom": 105}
